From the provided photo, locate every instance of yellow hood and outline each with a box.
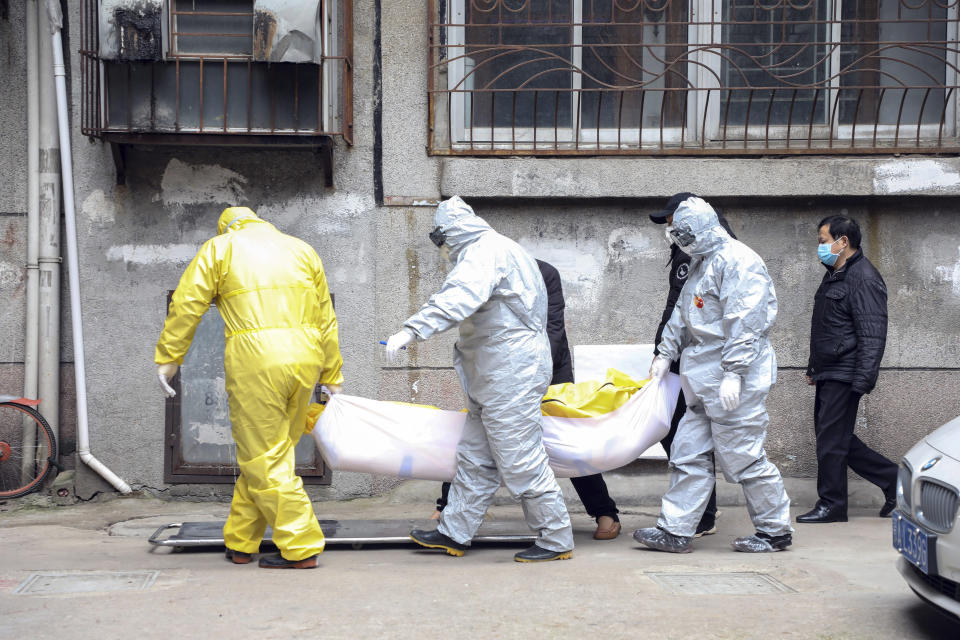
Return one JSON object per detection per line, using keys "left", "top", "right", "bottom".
{"left": 218, "top": 206, "right": 259, "bottom": 234}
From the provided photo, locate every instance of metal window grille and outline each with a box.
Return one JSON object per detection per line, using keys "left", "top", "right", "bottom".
{"left": 428, "top": 0, "right": 960, "bottom": 155}
{"left": 80, "top": 0, "right": 353, "bottom": 140}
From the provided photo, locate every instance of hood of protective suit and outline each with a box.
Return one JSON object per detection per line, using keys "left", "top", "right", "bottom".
{"left": 218, "top": 206, "right": 260, "bottom": 234}
{"left": 672, "top": 197, "right": 729, "bottom": 257}
{"left": 434, "top": 196, "right": 495, "bottom": 259}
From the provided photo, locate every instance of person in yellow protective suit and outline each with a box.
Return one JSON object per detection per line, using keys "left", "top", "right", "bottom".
{"left": 155, "top": 206, "right": 343, "bottom": 569}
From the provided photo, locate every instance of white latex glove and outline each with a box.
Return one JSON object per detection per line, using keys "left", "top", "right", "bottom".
{"left": 649, "top": 355, "right": 671, "bottom": 381}
{"left": 157, "top": 363, "right": 179, "bottom": 398}
{"left": 385, "top": 329, "right": 415, "bottom": 362}
{"left": 323, "top": 383, "right": 342, "bottom": 395}
{"left": 719, "top": 372, "right": 742, "bottom": 412}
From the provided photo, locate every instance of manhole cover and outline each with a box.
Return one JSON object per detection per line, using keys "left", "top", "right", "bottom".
{"left": 14, "top": 571, "right": 159, "bottom": 595}
{"left": 647, "top": 572, "right": 794, "bottom": 595}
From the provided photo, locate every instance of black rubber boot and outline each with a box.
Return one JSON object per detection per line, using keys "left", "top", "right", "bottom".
{"left": 224, "top": 548, "right": 253, "bottom": 564}
{"left": 513, "top": 544, "right": 573, "bottom": 563}
{"left": 257, "top": 553, "right": 320, "bottom": 569}
{"left": 410, "top": 528, "right": 468, "bottom": 557}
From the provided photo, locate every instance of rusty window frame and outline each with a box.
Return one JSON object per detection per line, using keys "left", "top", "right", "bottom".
{"left": 429, "top": 0, "right": 960, "bottom": 156}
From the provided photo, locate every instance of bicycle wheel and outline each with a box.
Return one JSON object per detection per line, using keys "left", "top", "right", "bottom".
{"left": 0, "top": 402, "right": 57, "bottom": 499}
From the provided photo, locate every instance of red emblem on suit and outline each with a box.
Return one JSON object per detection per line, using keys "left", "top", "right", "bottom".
{"left": 694, "top": 296, "right": 704, "bottom": 309}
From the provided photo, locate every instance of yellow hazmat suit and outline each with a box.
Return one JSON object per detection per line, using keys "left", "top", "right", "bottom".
{"left": 155, "top": 207, "right": 342, "bottom": 561}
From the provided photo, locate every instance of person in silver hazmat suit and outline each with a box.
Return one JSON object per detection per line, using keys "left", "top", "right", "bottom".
{"left": 633, "top": 196, "right": 794, "bottom": 553}
{"left": 384, "top": 196, "right": 574, "bottom": 562}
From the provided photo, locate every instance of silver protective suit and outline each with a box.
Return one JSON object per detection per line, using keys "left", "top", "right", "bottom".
{"left": 656, "top": 197, "right": 792, "bottom": 538}
{"left": 403, "top": 196, "right": 574, "bottom": 553}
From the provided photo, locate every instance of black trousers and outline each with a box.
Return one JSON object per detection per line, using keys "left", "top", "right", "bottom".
{"left": 813, "top": 380, "right": 897, "bottom": 512}
{"left": 437, "top": 474, "right": 620, "bottom": 521}
{"left": 660, "top": 388, "right": 718, "bottom": 525}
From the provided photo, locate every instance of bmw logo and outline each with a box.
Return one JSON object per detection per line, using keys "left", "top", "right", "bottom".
{"left": 921, "top": 456, "right": 942, "bottom": 471}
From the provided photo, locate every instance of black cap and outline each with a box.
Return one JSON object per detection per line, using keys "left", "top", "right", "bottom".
{"left": 649, "top": 192, "right": 697, "bottom": 224}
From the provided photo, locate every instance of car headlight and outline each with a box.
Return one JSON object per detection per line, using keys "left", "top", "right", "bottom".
{"left": 897, "top": 462, "right": 912, "bottom": 511}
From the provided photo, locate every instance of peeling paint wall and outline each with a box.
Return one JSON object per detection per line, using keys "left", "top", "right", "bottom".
{"left": 2, "top": 0, "right": 960, "bottom": 501}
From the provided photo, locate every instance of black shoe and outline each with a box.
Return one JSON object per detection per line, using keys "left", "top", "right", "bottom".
{"left": 694, "top": 510, "right": 720, "bottom": 538}
{"left": 879, "top": 494, "right": 897, "bottom": 518}
{"left": 224, "top": 548, "right": 253, "bottom": 564}
{"left": 410, "top": 528, "right": 468, "bottom": 557}
{"left": 257, "top": 553, "right": 319, "bottom": 569}
{"left": 796, "top": 503, "right": 847, "bottom": 523}
{"left": 514, "top": 544, "right": 573, "bottom": 563}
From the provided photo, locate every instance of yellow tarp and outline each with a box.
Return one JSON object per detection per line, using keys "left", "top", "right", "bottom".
{"left": 540, "top": 368, "right": 650, "bottom": 418}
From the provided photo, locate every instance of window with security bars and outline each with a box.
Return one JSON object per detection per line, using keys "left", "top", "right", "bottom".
{"left": 81, "top": 0, "right": 353, "bottom": 139}
{"left": 429, "top": 0, "right": 958, "bottom": 155}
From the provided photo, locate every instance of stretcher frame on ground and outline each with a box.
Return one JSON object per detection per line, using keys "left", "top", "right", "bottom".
{"left": 148, "top": 519, "right": 537, "bottom": 550}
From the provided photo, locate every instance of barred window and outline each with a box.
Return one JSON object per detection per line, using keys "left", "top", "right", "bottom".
{"left": 429, "top": 0, "right": 958, "bottom": 155}
{"left": 83, "top": 0, "right": 353, "bottom": 138}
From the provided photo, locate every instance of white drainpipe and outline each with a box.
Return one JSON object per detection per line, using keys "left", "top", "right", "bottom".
{"left": 46, "top": 0, "right": 131, "bottom": 494}
{"left": 37, "top": 0, "right": 61, "bottom": 453}
{"left": 22, "top": 0, "right": 42, "bottom": 482}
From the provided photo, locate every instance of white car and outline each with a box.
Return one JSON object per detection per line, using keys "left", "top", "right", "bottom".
{"left": 893, "top": 414, "right": 960, "bottom": 620}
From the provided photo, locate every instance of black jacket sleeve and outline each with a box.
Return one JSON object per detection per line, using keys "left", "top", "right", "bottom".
{"left": 850, "top": 272, "right": 888, "bottom": 394}
{"left": 537, "top": 260, "right": 567, "bottom": 367}
{"left": 654, "top": 247, "right": 689, "bottom": 354}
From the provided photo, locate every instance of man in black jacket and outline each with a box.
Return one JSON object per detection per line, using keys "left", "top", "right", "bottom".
{"left": 797, "top": 215, "right": 898, "bottom": 524}
{"left": 433, "top": 260, "right": 622, "bottom": 540}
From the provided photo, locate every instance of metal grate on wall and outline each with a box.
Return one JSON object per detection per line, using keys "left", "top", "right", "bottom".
{"left": 80, "top": 0, "right": 353, "bottom": 141}
{"left": 428, "top": 0, "right": 960, "bottom": 155}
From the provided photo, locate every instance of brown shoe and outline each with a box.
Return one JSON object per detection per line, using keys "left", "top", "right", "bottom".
{"left": 225, "top": 548, "right": 253, "bottom": 565}
{"left": 257, "top": 553, "right": 320, "bottom": 569}
{"left": 593, "top": 516, "right": 622, "bottom": 540}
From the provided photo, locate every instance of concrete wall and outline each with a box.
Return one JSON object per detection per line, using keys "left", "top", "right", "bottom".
{"left": 0, "top": 1, "right": 959, "bottom": 500}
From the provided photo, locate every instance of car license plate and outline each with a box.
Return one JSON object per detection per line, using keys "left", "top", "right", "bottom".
{"left": 892, "top": 510, "right": 936, "bottom": 575}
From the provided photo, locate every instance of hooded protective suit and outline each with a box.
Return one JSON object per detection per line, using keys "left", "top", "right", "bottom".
{"left": 156, "top": 206, "right": 342, "bottom": 560}
{"left": 403, "top": 197, "right": 574, "bottom": 553}
{"left": 655, "top": 197, "right": 791, "bottom": 538}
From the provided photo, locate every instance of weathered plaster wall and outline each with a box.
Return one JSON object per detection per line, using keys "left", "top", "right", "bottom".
{"left": 1, "top": 0, "right": 959, "bottom": 503}
{"left": 375, "top": 198, "right": 960, "bottom": 478}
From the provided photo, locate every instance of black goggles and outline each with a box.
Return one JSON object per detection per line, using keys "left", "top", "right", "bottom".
{"left": 669, "top": 226, "right": 696, "bottom": 247}
{"left": 429, "top": 226, "right": 445, "bottom": 248}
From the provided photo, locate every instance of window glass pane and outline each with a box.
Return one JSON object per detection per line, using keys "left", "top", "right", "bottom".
{"left": 174, "top": 0, "right": 254, "bottom": 56}
{"left": 462, "top": 0, "right": 572, "bottom": 129}
{"left": 179, "top": 306, "right": 317, "bottom": 466}
{"left": 839, "top": 0, "right": 947, "bottom": 126}
{"left": 580, "top": 0, "right": 689, "bottom": 130}
{"left": 721, "top": 0, "right": 831, "bottom": 128}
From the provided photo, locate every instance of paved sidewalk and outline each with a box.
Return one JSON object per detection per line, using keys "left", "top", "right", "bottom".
{"left": 1, "top": 492, "right": 957, "bottom": 640}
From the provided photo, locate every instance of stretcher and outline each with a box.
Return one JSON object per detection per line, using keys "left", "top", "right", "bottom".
{"left": 148, "top": 519, "right": 537, "bottom": 550}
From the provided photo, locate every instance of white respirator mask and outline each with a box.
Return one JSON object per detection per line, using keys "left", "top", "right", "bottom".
{"left": 664, "top": 225, "right": 676, "bottom": 246}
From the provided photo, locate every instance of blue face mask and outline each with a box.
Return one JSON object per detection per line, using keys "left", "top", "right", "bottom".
{"left": 818, "top": 238, "right": 841, "bottom": 266}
